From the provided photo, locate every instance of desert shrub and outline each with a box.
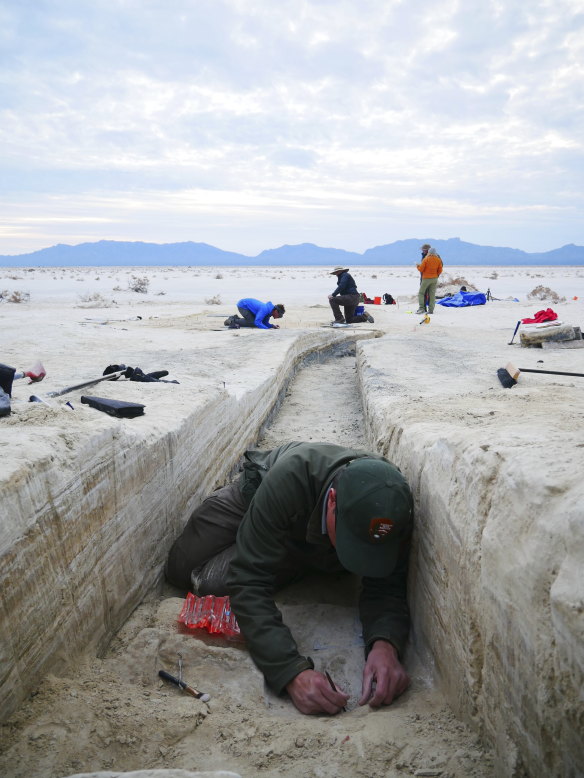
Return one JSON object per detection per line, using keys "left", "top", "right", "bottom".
{"left": 128, "top": 275, "right": 150, "bottom": 293}
{"left": 437, "top": 274, "right": 476, "bottom": 290}
{"left": 371, "top": 274, "right": 377, "bottom": 279}
{"left": 488, "top": 271, "right": 498, "bottom": 280}
{"left": 0, "top": 289, "right": 30, "bottom": 303}
{"left": 450, "top": 276, "right": 475, "bottom": 288}
{"left": 436, "top": 274, "right": 478, "bottom": 298}
{"left": 205, "top": 294, "right": 222, "bottom": 305}
{"left": 527, "top": 285, "right": 565, "bottom": 303}
{"left": 215, "top": 273, "right": 224, "bottom": 279}
{"left": 77, "top": 292, "right": 111, "bottom": 306}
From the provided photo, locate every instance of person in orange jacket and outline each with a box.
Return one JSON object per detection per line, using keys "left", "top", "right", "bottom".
{"left": 416, "top": 246, "right": 443, "bottom": 314}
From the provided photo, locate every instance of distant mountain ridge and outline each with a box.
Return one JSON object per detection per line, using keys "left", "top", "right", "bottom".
{"left": 1, "top": 238, "right": 583, "bottom": 267}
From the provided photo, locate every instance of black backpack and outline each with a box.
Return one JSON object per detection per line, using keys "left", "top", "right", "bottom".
{"left": 383, "top": 293, "right": 395, "bottom": 305}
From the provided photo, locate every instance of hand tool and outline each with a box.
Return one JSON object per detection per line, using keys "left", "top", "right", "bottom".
{"left": 508, "top": 320, "right": 520, "bottom": 345}
{"left": 158, "top": 670, "right": 210, "bottom": 702}
{"left": 497, "top": 361, "right": 584, "bottom": 388}
{"left": 32, "top": 369, "right": 127, "bottom": 400}
{"left": 325, "top": 671, "right": 346, "bottom": 712}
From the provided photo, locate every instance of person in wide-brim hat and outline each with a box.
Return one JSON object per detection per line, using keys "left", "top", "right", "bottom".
{"left": 328, "top": 266, "right": 374, "bottom": 325}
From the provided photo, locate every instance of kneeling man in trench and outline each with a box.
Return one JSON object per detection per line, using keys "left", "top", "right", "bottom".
{"left": 166, "top": 441, "right": 413, "bottom": 715}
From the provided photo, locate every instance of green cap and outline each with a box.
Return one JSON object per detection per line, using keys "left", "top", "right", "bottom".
{"left": 335, "top": 458, "right": 413, "bottom": 577}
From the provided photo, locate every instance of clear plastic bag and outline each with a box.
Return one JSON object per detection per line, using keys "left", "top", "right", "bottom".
{"left": 178, "top": 593, "right": 243, "bottom": 641}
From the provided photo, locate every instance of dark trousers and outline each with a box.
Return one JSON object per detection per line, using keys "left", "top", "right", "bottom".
{"left": 165, "top": 481, "right": 309, "bottom": 594}
{"left": 232, "top": 306, "right": 257, "bottom": 327}
{"left": 329, "top": 293, "right": 367, "bottom": 323}
{"left": 166, "top": 481, "right": 246, "bottom": 590}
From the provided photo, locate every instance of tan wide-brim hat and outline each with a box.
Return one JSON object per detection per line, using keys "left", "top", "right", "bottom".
{"left": 330, "top": 266, "right": 349, "bottom": 275}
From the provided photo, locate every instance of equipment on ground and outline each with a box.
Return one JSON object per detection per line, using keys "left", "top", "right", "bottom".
{"left": 158, "top": 669, "right": 210, "bottom": 702}
{"left": 497, "top": 361, "right": 584, "bottom": 388}
{"left": 42, "top": 368, "right": 127, "bottom": 398}
{"left": 508, "top": 321, "right": 521, "bottom": 345}
{"left": 80, "top": 395, "right": 145, "bottom": 418}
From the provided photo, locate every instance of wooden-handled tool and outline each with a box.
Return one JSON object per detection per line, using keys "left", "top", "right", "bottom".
{"left": 498, "top": 361, "right": 584, "bottom": 388}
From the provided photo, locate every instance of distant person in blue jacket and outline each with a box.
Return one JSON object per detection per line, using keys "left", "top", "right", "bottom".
{"left": 225, "top": 299, "right": 285, "bottom": 329}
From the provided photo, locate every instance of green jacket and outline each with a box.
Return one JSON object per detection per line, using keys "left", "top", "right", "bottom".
{"left": 226, "top": 442, "right": 412, "bottom": 695}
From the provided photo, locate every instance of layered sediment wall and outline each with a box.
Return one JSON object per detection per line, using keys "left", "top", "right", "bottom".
{"left": 2, "top": 324, "right": 582, "bottom": 777}
{"left": 358, "top": 334, "right": 583, "bottom": 778}
{"left": 0, "top": 328, "right": 367, "bottom": 721}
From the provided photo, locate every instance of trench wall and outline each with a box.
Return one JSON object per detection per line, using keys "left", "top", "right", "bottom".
{"left": 0, "top": 329, "right": 365, "bottom": 721}
{"left": 357, "top": 336, "right": 583, "bottom": 778}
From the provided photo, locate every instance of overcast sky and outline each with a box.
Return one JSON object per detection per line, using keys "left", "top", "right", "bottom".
{"left": 1, "top": 0, "right": 583, "bottom": 256}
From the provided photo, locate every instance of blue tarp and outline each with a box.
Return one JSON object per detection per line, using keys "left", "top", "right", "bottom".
{"left": 437, "top": 291, "right": 487, "bottom": 307}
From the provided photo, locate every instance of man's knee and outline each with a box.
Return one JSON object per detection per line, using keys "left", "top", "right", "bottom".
{"left": 191, "top": 544, "right": 237, "bottom": 596}
{"left": 165, "top": 481, "right": 245, "bottom": 590}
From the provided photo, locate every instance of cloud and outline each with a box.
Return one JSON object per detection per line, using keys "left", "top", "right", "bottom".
{"left": 0, "top": 0, "right": 582, "bottom": 254}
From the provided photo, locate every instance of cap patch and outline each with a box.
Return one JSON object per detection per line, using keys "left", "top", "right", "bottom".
{"left": 369, "top": 518, "right": 394, "bottom": 541}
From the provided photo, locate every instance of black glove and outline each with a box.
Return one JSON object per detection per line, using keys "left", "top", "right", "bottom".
{"left": 102, "top": 364, "right": 126, "bottom": 380}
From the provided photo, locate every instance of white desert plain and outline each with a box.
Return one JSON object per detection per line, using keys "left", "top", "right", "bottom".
{"left": 1, "top": 264, "right": 583, "bottom": 778}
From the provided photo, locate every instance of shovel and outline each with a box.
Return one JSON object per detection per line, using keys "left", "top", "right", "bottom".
{"left": 31, "top": 368, "right": 127, "bottom": 401}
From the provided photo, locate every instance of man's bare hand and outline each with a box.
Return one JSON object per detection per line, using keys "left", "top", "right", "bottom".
{"left": 272, "top": 324, "right": 280, "bottom": 329}
{"left": 286, "top": 669, "right": 349, "bottom": 715}
{"left": 359, "top": 640, "right": 410, "bottom": 708}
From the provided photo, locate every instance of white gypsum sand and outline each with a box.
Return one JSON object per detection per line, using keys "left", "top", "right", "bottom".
{"left": 0, "top": 264, "right": 583, "bottom": 778}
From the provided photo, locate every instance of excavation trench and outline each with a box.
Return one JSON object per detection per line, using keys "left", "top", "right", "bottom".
{"left": 2, "top": 318, "right": 581, "bottom": 778}
{"left": 0, "top": 346, "right": 494, "bottom": 778}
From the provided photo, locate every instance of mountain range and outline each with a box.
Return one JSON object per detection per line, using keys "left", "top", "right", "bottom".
{"left": 1, "top": 238, "right": 583, "bottom": 267}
